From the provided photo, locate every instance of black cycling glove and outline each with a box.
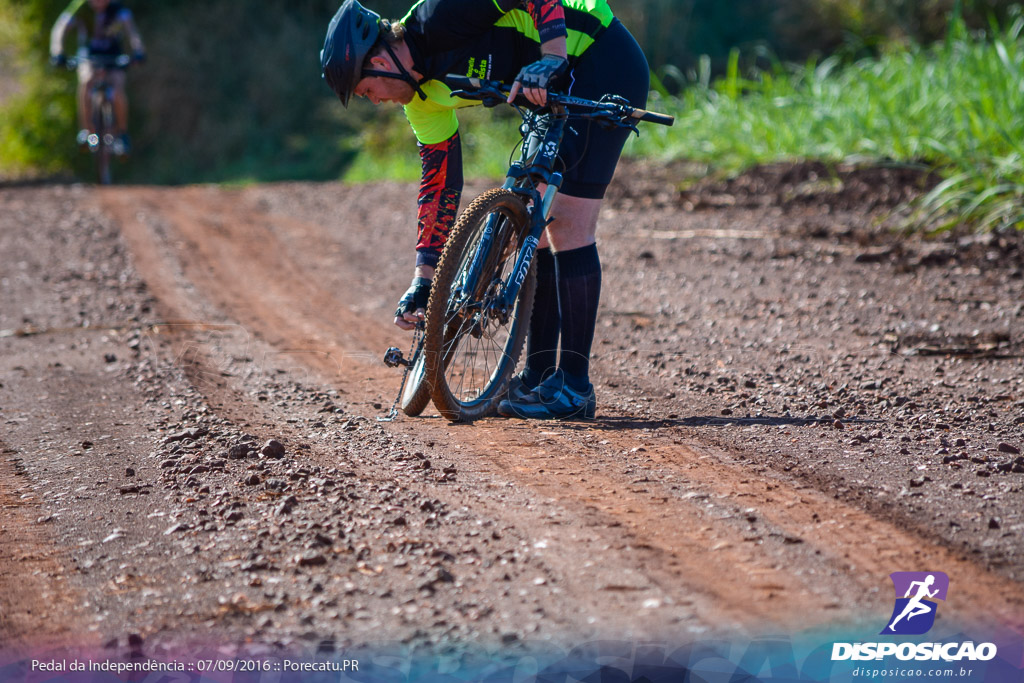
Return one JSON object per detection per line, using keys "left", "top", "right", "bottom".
{"left": 514, "top": 54, "right": 569, "bottom": 92}
{"left": 395, "top": 277, "right": 432, "bottom": 319}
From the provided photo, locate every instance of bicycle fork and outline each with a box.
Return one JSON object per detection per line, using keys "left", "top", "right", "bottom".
{"left": 499, "top": 110, "right": 567, "bottom": 309}
{"left": 456, "top": 168, "right": 559, "bottom": 316}
{"left": 459, "top": 210, "right": 502, "bottom": 306}
{"left": 501, "top": 172, "right": 562, "bottom": 310}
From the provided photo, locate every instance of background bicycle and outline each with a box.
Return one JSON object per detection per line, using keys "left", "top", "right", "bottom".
{"left": 63, "top": 53, "right": 132, "bottom": 185}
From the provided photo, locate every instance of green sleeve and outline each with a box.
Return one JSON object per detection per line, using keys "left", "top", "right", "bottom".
{"left": 403, "top": 80, "right": 481, "bottom": 145}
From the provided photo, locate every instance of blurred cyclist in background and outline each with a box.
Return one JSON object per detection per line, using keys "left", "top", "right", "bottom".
{"left": 50, "top": 0, "right": 146, "bottom": 156}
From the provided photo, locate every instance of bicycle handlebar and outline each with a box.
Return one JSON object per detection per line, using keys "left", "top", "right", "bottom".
{"left": 64, "top": 54, "right": 132, "bottom": 69}
{"left": 445, "top": 74, "right": 674, "bottom": 127}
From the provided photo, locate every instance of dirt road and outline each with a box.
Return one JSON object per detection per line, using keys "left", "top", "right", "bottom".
{"left": 2, "top": 166, "right": 1023, "bottom": 657}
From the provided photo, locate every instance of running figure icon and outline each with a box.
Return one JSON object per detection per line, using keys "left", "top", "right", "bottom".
{"left": 882, "top": 571, "right": 949, "bottom": 635}
{"left": 888, "top": 574, "right": 939, "bottom": 631}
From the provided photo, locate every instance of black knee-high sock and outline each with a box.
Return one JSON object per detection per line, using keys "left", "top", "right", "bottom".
{"left": 522, "top": 247, "right": 559, "bottom": 387}
{"left": 554, "top": 243, "right": 601, "bottom": 388}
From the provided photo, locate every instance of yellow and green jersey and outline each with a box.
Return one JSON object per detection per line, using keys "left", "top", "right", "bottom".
{"left": 401, "top": 0, "right": 615, "bottom": 144}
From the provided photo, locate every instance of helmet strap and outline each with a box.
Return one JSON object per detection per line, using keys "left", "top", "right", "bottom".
{"left": 362, "top": 40, "right": 427, "bottom": 101}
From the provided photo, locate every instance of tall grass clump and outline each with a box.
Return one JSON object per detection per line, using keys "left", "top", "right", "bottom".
{"left": 634, "top": 12, "right": 1024, "bottom": 232}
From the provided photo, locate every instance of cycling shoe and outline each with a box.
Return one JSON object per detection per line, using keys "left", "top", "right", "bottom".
{"left": 498, "top": 370, "right": 596, "bottom": 420}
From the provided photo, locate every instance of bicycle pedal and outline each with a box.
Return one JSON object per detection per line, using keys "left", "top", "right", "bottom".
{"left": 383, "top": 346, "right": 411, "bottom": 368}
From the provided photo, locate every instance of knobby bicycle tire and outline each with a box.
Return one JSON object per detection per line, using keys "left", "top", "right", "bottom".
{"left": 399, "top": 339, "right": 431, "bottom": 416}
{"left": 93, "top": 92, "right": 113, "bottom": 185}
{"left": 424, "top": 189, "right": 536, "bottom": 421}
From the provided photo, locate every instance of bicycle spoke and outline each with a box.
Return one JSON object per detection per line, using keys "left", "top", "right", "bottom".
{"left": 443, "top": 295, "right": 520, "bottom": 403}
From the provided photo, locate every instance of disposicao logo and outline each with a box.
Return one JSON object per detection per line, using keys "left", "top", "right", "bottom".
{"left": 881, "top": 571, "right": 948, "bottom": 635}
{"left": 831, "top": 571, "right": 998, "bottom": 663}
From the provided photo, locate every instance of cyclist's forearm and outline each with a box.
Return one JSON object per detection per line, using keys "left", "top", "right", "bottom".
{"left": 540, "top": 37, "right": 568, "bottom": 60}
{"left": 49, "top": 12, "right": 74, "bottom": 57}
{"left": 527, "top": 0, "right": 568, "bottom": 47}
{"left": 124, "top": 15, "right": 146, "bottom": 55}
{"left": 50, "top": 0, "right": 86, "bottom": 56}
{"left": 415, "top": 133, "right": 463, "bottom": 269}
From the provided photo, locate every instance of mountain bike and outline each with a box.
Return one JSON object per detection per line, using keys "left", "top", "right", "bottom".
{"left": 65, "top": 53, "right": 132, "bottom": 185}
{"left": 382, "top": 76, "right": 674, "bottom": 422}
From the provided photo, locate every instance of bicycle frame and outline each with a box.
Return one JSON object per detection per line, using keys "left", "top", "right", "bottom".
{"left": 89, "top": 75, "right": 116, "bottom": 184}
{"left": 65, "top": 54, "right": 130, "bottom": 184}
{"left": 500, "top": 108, "right": 568, "bottom": 310}
{"left": 455, "top": 106, "right": 568, "bottom": 326}
{"left": 68, "top": 53, "right": 130, "bottom": 128}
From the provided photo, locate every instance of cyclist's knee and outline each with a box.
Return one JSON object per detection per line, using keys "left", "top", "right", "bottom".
{"left": 546, "top": 195, "right": 601, "bottom": 251}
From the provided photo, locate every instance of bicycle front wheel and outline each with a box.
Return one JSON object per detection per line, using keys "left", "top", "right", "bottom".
{"left": 94, "top": 94, "right": 113, "bottom": 185}
{"left": 424, "top": 189, "right": 536, "bottom": 422}
{"left": 399, "top": 341, "right": 432, "bottom": 417}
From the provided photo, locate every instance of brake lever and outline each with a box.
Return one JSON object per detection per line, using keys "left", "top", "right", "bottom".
{"left": 451, "top": 87, "right": 506, "bottom": 108}
{"left": 590, "top": 110, "right": 640, "bottom": 135}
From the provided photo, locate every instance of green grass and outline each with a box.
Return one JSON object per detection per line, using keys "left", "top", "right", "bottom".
{"left": 627, "top": 16, "right": 1024, "bottom": 232}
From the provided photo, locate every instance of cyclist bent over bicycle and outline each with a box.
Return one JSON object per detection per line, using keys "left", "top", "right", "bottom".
{"left": 321, "top": 0, "right": 650, "bottom": 419}
{"left": 50, "top": 0, "right": 146, "bottom": 155}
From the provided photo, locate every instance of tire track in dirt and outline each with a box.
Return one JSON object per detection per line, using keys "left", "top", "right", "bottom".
{"left": 98, "top": 185, "right": 1024, "bottom": 638}
{"left": 0, "top": 441, "right": 92, "bottom": 654}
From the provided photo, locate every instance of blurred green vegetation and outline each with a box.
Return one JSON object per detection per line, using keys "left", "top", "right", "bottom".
{"left": 1, "top": 0, "right": 370, "bottom": 183}
{"left": 0, "top": 0, "right": 1021, "bottom": 206}
{"left": 0, "top": 0, "right": 74, "bottom": 176}
{"left": 626, "top": 10, "right": 1024, "bottom": 232}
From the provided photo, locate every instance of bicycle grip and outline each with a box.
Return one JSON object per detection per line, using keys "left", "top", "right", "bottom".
{"left": 631, "top": 108, "right": 675, "bottom": 126}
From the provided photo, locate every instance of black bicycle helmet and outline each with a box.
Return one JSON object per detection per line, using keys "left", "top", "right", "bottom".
{"left": 321, "top": 0, "right": 382, "bottom": 107}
